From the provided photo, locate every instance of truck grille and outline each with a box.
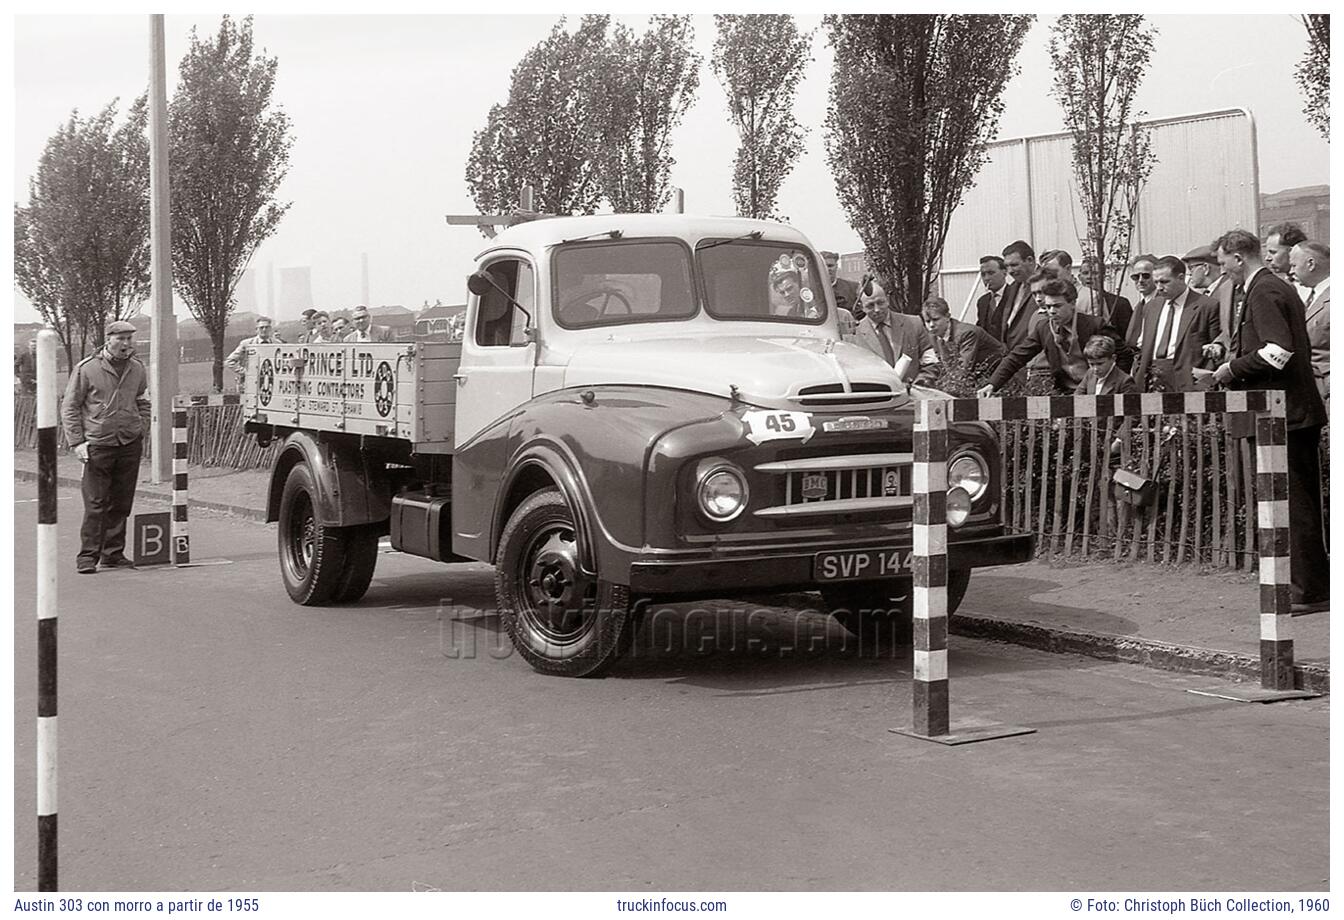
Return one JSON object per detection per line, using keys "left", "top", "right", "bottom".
{"left": 752, "top": 452, "right": 913, "bottom": 518}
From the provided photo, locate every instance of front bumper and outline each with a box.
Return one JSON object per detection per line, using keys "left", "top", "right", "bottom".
{"left": 628, "top": 531, "right": 1035, "bottom": 597}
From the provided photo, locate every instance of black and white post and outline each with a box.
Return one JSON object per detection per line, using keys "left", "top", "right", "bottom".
{"left": 36, "top": 326, "right": 59, "bottom": 890}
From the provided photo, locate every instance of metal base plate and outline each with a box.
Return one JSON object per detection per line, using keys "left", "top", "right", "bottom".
{"left": 1188, "top": 686, "right": 1321, "bottom": 703}
{"left": 890, "top": 718, "right": 1037, "bottom": 746}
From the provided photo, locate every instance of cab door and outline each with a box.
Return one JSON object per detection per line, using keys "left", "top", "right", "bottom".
{"left": 454, "top": 255, "right": 538, "bottom": 448}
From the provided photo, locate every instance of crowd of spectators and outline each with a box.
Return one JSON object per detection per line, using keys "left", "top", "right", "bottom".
{"left": 829, "top": 223, "right": 1329, "bottom": 418}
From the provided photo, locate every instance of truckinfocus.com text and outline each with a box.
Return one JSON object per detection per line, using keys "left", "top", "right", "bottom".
{"left": 437, "top": 602, "right": 914, "bottom": 660}
{"left": 616, "top": 898, "right": 728, "bottom": 912}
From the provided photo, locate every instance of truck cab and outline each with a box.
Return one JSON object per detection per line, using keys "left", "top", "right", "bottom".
{"left": 247, "top": 214, "right": 1032, "bottom": 677}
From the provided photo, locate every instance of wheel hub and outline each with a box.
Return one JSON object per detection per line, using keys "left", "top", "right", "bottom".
{"left": 522, "top": 525, "right": 595, "bottom": 642}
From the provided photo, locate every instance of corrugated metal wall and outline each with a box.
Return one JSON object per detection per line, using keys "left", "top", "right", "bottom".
{"left": 940, "top": 109, "right": 1259, "bottom": 320}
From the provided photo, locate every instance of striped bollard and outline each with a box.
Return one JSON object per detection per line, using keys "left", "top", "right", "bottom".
{"left": 171, "top": 396, "right": 190, "bottom": 565}
{"left": 891, "top": 398, "right": 1035, "bottom": 745}
{"left": 1191, "top": 390, "right": 1315, "bottom": 702}
{"left": 36, "top": 327, "right": 59, "bottom": 890}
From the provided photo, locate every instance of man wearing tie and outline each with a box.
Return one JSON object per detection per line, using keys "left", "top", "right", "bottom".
{"left": 1131, "top": 256, "right": 1219, "bottom": 391}
{"left": 988, "top": 240, "right": 1039, "bottom": 352}
{"left": 1290, "top": 241, "right": 1330, "bottom": 416}
{"left": 1209, "top": 229, "right": 1328, "bottom": 614}
{"left": 852, "top": 277, "right": 939, "bottom": 383}
{"left": 975, "top": 255, "right": 1010, "bottom": 332}
{"left": 921, "top": 295, "right": 1005, "bottom": 376}
{"left": 977, "top": 278, "right": 1111, "bottom": 396}
{"left": 1123, "top": 254, "right": 1161, "bottom": 348}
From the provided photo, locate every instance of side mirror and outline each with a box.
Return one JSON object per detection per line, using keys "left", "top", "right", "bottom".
{"left": 466, "top": 271, "right": 494, "bottom": 297}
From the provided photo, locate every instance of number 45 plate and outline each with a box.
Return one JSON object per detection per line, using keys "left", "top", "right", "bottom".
{"left": 742, "top": 409, "right": 814, "bottom": 445}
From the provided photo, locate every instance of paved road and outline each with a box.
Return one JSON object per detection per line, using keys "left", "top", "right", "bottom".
{"left": 12, "top": 481, "right": 1329, "bottom": 891}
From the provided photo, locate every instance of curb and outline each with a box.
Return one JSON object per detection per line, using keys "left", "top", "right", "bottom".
{"left": 14, "top": 469, "right": 268, "bottom": 523}
{"left": 951, "top": 613, "right": 1330, "bottom": 696}
{"left": 773, "top": 590, "right": 1328, "bottom": 694}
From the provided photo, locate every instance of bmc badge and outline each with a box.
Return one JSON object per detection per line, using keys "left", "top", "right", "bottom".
{"left": 883, "top": 469, "right": 901, "bottom": 496}
{"left": 801, "top": 473, "right": 828, "bottom": 500}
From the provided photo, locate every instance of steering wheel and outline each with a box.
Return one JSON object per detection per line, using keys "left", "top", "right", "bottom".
{"left": 562, "top": 286, "right": 632, "bottom": 319}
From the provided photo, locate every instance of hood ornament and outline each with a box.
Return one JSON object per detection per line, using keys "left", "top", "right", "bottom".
{"left": 729, "top": 383, "right": 741, "bottom": 403}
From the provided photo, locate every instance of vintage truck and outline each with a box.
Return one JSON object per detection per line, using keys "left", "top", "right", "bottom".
{"left": 241, "top": 214, "right": 1032, "bottom": 676}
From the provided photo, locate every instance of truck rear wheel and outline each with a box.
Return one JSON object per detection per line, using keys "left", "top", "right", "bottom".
{"left": 822, "top": 569, "right": 971, "bottom": 652}
{"left": 278, "top": 463, "right": 348, "bottom": 605}
{"left": 495, "top": 489, "right": 634, "bottom": 678}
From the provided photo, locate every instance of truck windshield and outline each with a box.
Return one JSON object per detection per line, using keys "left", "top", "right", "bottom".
{"left": 697, "top": 240, "right": 828, "bottom": 324}
{"left": 553, "top": 239, "right": 697, "bottom": 329}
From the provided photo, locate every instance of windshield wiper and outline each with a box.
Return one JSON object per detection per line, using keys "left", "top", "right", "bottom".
{"left": 558, "top": 229, "right": 624, "bottom": 244}
{"left": 696, "top": 230, "right": 764, "bottom": 251}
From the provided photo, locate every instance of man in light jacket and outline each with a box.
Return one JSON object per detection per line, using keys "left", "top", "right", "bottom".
{"left": 62, "top": 320, "right": 151, "bottom": 574}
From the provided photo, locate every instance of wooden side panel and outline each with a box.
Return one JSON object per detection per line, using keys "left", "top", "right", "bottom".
{"left": 413, "top": 343, "right": 462, "bottom": 448}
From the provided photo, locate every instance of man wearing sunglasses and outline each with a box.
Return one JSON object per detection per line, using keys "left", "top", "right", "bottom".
{"left": 1123, "top": 254, "right": 1161, "bottom": 349}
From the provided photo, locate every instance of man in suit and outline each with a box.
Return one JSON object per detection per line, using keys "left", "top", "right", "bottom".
{"left": 1183, "top": 245, "right": 1220, "bottom": 295}
{"left": 1078, "top": 257, "right": 1135, "bottom": 363}
{"left": 344, "top": 304, "right": 394, "bottom": 343}
{"left": 1209, "top": 229, "right": 1328, "bottom": 613}
{"left": 1130, "top": 256, "right": 1219, "bottom": 391}
{"left": 1265, "top": 221, "right": 1313, "bottom": 303}
{"left": 852, "top": 277, "right": 938, "bottom": 383}
{"left": 1123, "top": 254, "right": 1161, "bottom": 348}
{"left": 978, "top": 278, "right": 1111, "bottom": 396}
{"left": 1290, "top": 240, "right": 1330, "bottom": 416}
{"left": 921, "top": 295, "right": 1005, "bottom": 375}
{"left": 1078, "top": 333, "right": 1138, "bottom": 395}
{"left": 821, "top": 250, "right": 861, "bottom": 321}
{"left": 975, "top": 255, "right": 1010, "bottom": 332}
{"left": 1265, "top": 221, "right": 1307, "bottom": 281}
{"left": 987, "top": 240, "right": 1039, "bottom": 352}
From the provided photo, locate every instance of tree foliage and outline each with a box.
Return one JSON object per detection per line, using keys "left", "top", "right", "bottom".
{"left": 170, "top": 15, "right": 292, "bottom": 391}
{"left": 824, "top": 15, "right": 1032, "bottom": 314}
{"left": 596, "top": 16, "right": 701, "bottom": 213}
{"left": 1295, "top": 14, "right": 1329, "bottom": 139}
{"left": 14, "top": 97, "right": 151, "bottom": 366}
{"left": 711, "top": 15, "right": 812, "bottom": 220}
{"left": 1048, "top": 14, "right": 1158, "bottom": 297}
{"left": 466, "top": 16, "right": 612, "bottom": 219}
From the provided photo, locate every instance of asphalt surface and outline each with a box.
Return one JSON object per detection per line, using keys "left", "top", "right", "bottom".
{"left": 12, "top": 481, "right": 1330, "bottom": 891}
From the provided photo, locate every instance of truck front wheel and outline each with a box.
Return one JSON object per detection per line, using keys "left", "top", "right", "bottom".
{"left": 278, "top": 462, "right": 349, "bottom": 605}
{"left": 822, "top": 569, "right": 972, "bottom": 652}
{"left": 495, "top": 489, "right": 634, "bottom": 678}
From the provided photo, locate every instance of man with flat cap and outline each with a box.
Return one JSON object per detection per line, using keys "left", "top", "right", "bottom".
{"left": 62, "top": 320, "right": 151, "bottom": 574}
{"left": 1186, "top": 244, "right": 1234, "bottom": 369}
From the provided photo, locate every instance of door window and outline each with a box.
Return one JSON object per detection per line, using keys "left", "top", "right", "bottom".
{"left": 474, "top": 259, "right": 535, "bottom": 347}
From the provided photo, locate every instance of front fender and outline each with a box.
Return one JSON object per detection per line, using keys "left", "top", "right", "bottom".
{"left": 266, "top": 431, "right": 392, "bottom": 527}
{"left": 492, "top": 386, "right": 735, "bottom": 584}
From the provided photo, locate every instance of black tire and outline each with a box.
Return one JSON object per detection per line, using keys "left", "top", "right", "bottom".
{"left": 822, "top": 569, "right": 972, "bottom": 652}
{"left": 278, "top": 463, "right": 347, "bottom": 605}
{"left": 332, "top": 523, "right": 381, "bottom": 603}
{"left": 495, "top": 489, "right": 634, "bottom": 678}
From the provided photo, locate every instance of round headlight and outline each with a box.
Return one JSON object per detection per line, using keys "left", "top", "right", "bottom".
{"left": 948, "top": 453, "right": 989, "bottom": 502}
{"left": 697, "top": 466, "right": 748, "bottom": 522}
{"left": 946, "top": 486, "right": 972, "bottom": 528}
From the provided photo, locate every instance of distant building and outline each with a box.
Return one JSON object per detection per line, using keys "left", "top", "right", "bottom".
{"left": 235, "top": 268, "right": 259, "bottom": 313}
{"left": 1260, "top": 185, "right": 1330, "bottom": 243}
{"left": 838, "top": 251, "right": 868, "bottom": 283}
{"left": 369, "top": 305, "right": 415, "bottom": 341}
{"left": 277, "top": 266, "right": 314, "bottom": 319}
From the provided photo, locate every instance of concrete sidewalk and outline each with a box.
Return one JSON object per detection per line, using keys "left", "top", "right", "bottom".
{"left": 13, "top": 448, "right": 1328, "bottom": 692}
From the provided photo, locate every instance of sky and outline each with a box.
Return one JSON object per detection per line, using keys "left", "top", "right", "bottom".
{"left": 10, "top": 12, "right": 1331, "bottom": 325}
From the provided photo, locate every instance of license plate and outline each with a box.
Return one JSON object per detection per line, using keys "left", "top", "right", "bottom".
{"left": 815, "top": 548, "right": 913, "bottom": 581}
